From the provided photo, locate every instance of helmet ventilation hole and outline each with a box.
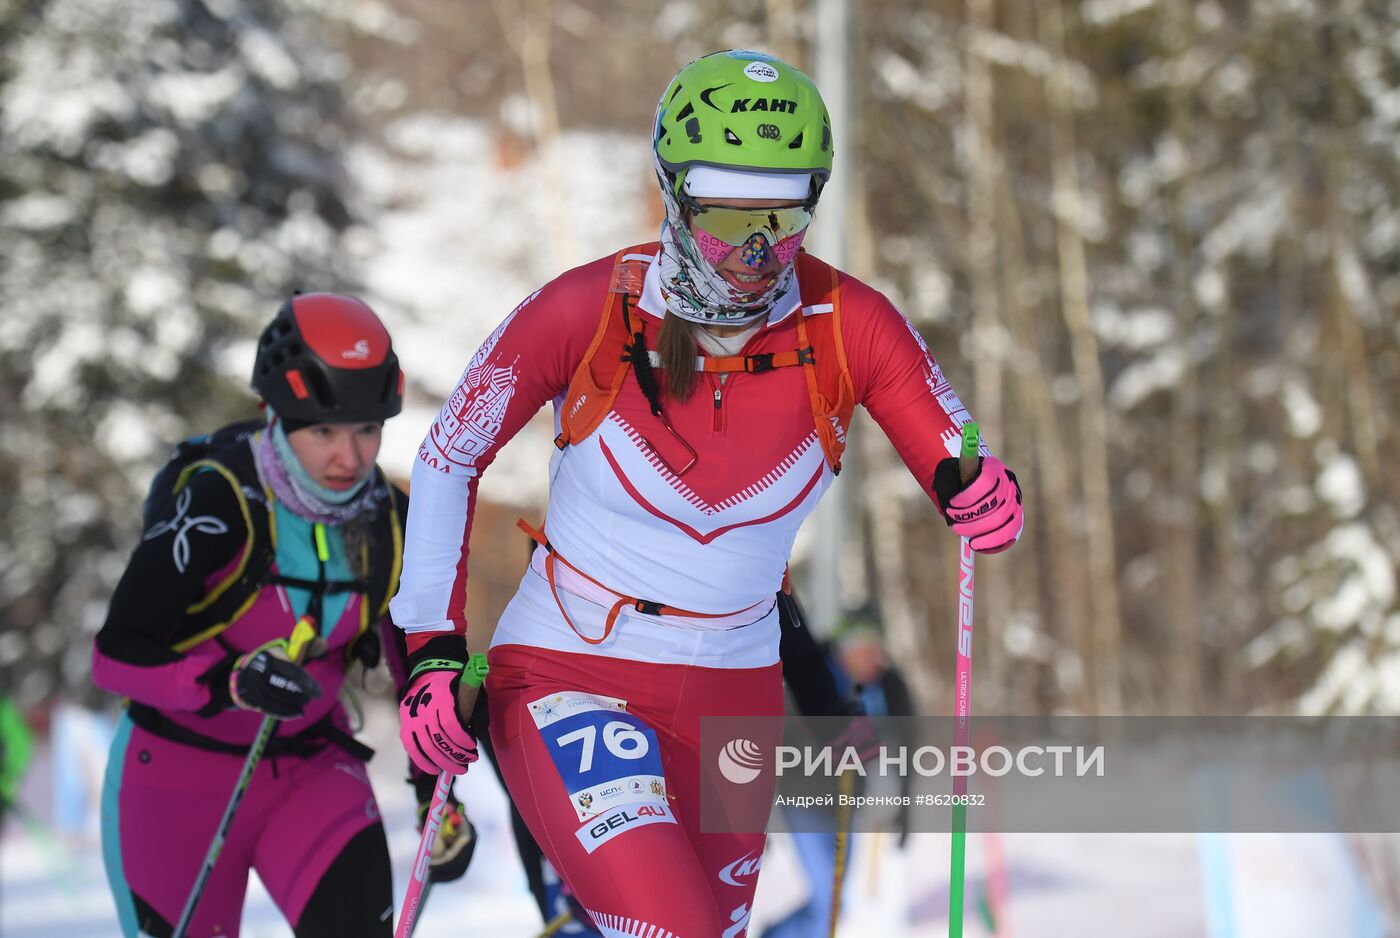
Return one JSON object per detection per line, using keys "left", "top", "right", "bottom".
{"left": 302, "top": 367, "right": 335, "bottom": 408}
{"left": 379, "top": 368, "right": 398, "bottom": 402}
{"left": 724, "top": 128, "right": 741, "bottom": 145}
{"left": 788, "top": 132, "right": 804, "bottom": 149}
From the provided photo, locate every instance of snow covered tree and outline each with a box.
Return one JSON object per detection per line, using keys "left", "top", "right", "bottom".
{"left": 0, "top": 0, "right": 362, "bottom": 705}
{"left": 850, "top": 0, "right": 1399, "bottom": 714}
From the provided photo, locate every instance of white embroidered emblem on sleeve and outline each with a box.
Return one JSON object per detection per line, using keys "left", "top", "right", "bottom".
{"left": 425, "top": 297, "right": 535, "bottom": 472}
{"left": 142, "top": 487, "right": 230, "bottom": 573}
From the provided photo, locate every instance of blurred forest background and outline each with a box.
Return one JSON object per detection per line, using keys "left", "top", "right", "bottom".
{"left": 2, "top": 0, "right": 1398, "bottom": 728}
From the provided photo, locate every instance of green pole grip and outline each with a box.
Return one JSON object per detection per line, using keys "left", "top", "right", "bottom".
{"left": 958, "top": 421, "right": 981, "bottom": 485}
{"left": 959, "top": 421, "right": 981, "bottom": 460}
{"left": 463, "top": 653, "right": 490, "bottom": 689}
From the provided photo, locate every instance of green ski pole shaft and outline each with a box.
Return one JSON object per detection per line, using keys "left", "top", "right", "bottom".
{"left": 948, "top": 421, "right": 980, "bottom": 938}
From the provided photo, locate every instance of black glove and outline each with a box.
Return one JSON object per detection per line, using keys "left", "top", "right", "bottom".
{"left": 827, "top": 702, "right": 881, "bottom": 762}
{"left": 196, "top": 655, "right": 238, "bottom": 717}
{"left": 227, "top": 638, "right": 322, "bottom": 719}
{"left": 412, "top": 771, "right": 477, "bottom": 883}
{"left": 931, "top": 455, "right": 976, "bottom": 525}
{"left": 347, "top": 626, "right": 381, "bottom": 670}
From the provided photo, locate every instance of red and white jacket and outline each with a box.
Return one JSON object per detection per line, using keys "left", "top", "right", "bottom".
{"left": 391, "top": 247, "right": 980, "bottom": 667}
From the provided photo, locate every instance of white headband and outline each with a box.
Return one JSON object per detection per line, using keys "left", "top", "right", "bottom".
{"left": 683, "top": 166, "right": 813, "bottom": 200}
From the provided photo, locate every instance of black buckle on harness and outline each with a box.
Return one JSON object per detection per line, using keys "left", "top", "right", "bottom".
{"left": 797, "top": 346, "right": 815, "bottom": 366}
{"left": 746, "top": 353, "right": 777, "bottom": 374}
{"left": 271, "top": 574, "right": 368, "bottom": 595}
{"left": 634, "top": 599, "right": 664, "bottom": 616}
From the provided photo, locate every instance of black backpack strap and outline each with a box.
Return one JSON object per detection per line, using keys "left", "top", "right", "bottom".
{"left": 168, "top": 449, "right": 403, "bottom": 659}
{"left": 142, "top": 419, "right": 262, "bottom": 532}
{"left": 369, "top": 479, "right": 406, "bottom": 621}
{"left": 270, "top": 573, "right": 368, "bottom": 595}
{"left": 127, "top": 703, "right": 374, "bottom": 762}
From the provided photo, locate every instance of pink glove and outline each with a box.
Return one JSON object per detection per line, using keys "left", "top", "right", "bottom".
{"left": 932, "top": 455, "right": 1024, "bottom": 554}
{"left": 400, "top": 665, "right": 478, "bottom": 775}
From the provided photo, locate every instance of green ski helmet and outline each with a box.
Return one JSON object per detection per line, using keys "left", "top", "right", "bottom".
{"left": 653, "top": 50, "right": 833, "bottom": 206}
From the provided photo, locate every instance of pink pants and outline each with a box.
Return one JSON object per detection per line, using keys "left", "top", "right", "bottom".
{"left": 488, "top": 644, "right": 782, "bottom": 937}
{"left": 101, "top": 715, "right": 383, "bottom": 937}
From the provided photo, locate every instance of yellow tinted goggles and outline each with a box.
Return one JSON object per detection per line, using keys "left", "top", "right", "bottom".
{"left": 689, "top": 204, "right": 814, "bottom": 248}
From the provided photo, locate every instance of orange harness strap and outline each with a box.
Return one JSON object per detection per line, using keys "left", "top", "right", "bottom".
{"left": 696, "top": 346, "right": 815, "bottom": 375}
{"left": 517, "top": 518, "right": 767, "bottom": 646}
{"left": 794, "top": 305, "right": 850, "bottom": 475}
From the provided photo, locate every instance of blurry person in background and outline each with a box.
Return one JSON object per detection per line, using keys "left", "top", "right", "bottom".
{"left": 832, "top": 607, "right": 914, "bottom": 844}
{"left": 391, "top": 49, "right": 1022, "bottom": 934}
{"left": 760, "top": 603, "right": 913, "bottom": 938}
{"left": 90, "top": 295, "right": 473, "bottom": 938}
{"left": 833, "top": 607, "right": 915, "bottom": 735}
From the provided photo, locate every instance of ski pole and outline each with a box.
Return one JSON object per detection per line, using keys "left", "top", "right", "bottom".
{"left": 948, "top": 421, "right": 980, "bottom": 938}
{"left": 535, "top": 910, "right": 574, "bottom": 937}
{"left": 173, "top": 615, "right": 318, "bottom": 938}
{"left": 829, "top": 769, "right": 856, "bottom": 936}
{"left": 395, "top": 652, "right": 489, "bottom": 938}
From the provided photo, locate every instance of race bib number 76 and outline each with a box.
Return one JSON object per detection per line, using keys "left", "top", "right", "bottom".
{"left": 528, "top": 691, "right": 668, "bottom": 821}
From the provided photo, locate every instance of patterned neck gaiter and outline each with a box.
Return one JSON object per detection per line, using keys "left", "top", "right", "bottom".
{"left": 652, "top": 155, "right": 800, "bottom": 326}
{"left": 256, "top": 417, "right": 378, "bottom": 526}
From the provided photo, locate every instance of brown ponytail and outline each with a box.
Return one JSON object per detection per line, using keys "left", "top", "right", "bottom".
{"left": 657, "top": 313, "right": 698, "bottom": 401}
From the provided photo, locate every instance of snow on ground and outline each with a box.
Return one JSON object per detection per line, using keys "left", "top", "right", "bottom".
{"left": 2, "top": 703, "right": 1391, "bottom": 937}
{"left": 0, "top": 703, "right": 542, "bottom": 938}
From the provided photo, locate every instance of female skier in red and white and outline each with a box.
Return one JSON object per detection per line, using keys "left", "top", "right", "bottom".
{"left": 393, "top": 50, "right": 1023, "bottom": 936}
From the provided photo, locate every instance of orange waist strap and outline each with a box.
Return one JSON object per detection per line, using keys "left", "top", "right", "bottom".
{"left": 516, "top": 518, "right": 767, "bottom": 646}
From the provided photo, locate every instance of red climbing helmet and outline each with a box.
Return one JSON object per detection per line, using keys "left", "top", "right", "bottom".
{"left": 251, "top": 293, "right": 403, "bottom": 425}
